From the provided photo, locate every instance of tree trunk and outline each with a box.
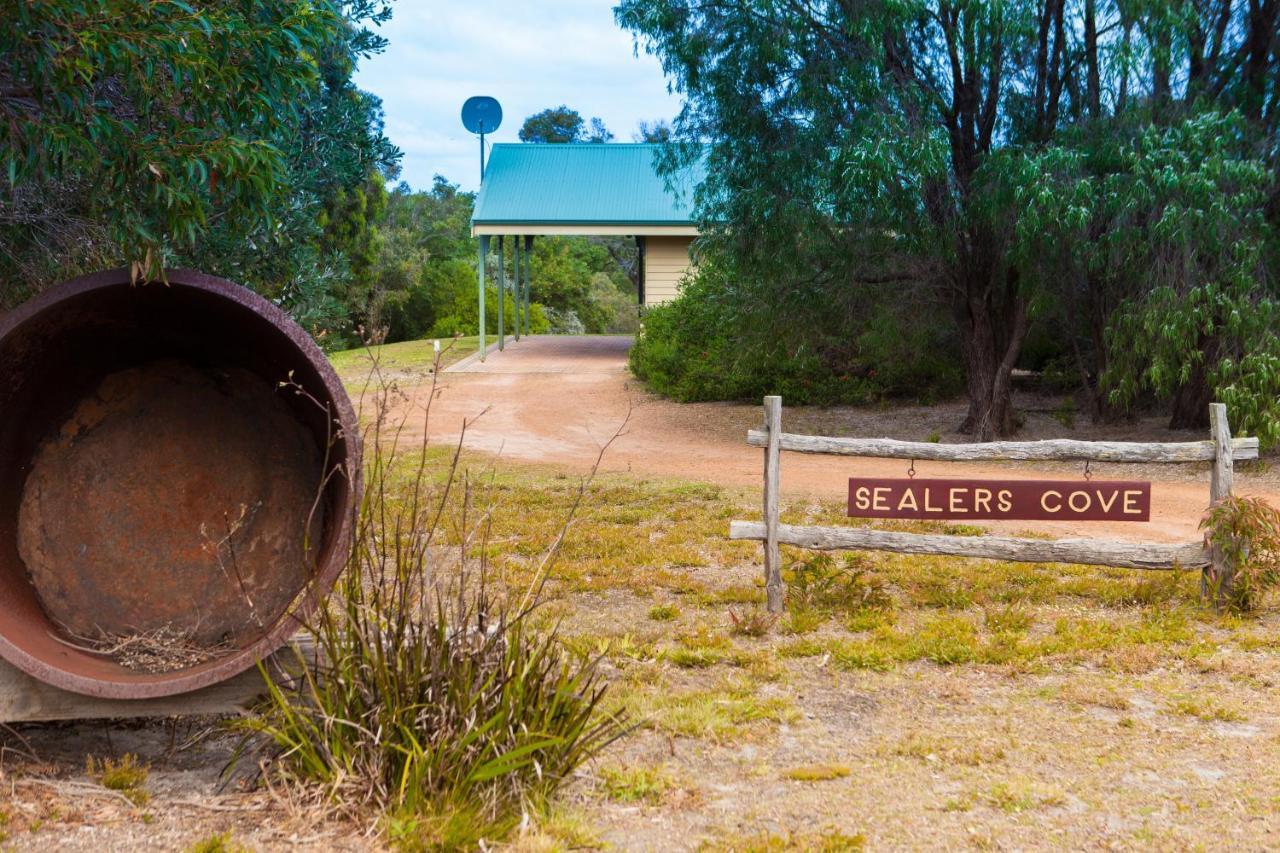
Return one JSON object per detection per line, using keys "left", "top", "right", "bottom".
{"left": 1169, "top": 357, "right": 1214, "bottom": 430}
{"left": 1085, "top": 0, "right": 1101, "bottom": 118}
{"left": 956, "top": 269, "right": 1031, "bottom": 441}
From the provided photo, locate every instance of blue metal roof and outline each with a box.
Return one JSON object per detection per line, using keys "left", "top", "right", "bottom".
{"left": 471, "top": 143, "right": 706, "bottom": 226}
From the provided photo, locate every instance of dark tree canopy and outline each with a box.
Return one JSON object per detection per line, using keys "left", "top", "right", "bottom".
{"left": 617, "top": 0, "right": 1280, "bottom": 440}
{"left": 518, "top": 106, "right": 613, "bottom": 143}
{"left": 0, "top": 0, "right": 400, "bottom": 345}
{"left": 635, "top": 119, "right": 674, "bottom": 142}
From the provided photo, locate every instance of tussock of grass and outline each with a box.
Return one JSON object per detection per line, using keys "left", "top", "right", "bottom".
{"left": 729, "top": 608, "right": 777, "bottom": 637}
{"left": 239, "top": 370, "right": 626, "bottom": 848}
{"left": 649, "top": 603, "right": 680, "bottom": 622}
{"left": 87, "top": 754, "right": 149, "bottom": 806}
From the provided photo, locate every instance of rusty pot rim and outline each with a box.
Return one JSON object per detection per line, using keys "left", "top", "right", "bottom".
{"left": 0, "top": 268, "right": 361, "bottom": 699}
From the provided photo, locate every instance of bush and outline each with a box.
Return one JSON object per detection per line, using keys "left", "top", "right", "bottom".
{"left": 1201, "top": 495, "right": 1280, "bottom": 612}
{"left": 238, "top": 366, "right": 624, "bottom": 845}
{"left": 630, "top": 261, "right": 962, "bottom": 405}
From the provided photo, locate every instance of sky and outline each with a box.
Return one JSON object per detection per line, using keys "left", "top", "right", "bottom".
{"left": 353, "top": 2, "right": 685, "bottom": 192}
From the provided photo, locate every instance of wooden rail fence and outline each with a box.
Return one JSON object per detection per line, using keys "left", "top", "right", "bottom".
{"left": 731, "top": 397, "right": 1258, "bottom": 613}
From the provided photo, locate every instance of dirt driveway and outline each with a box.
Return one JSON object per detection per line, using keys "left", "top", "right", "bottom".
{"left": 409, "top": 335, "right": 1279, "bottom": 544}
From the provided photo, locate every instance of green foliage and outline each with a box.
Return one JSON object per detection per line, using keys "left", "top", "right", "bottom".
{"left": 1093, "top": 115, "right": 1280, "bottom": 441}
{"left": 0, "top": 0, "right": 399, "bottom": 323}
{"left": 87, "top": 754, "right": 150, "bottom": 806}
{"left": 1201, "top": 496, "right": 1280, "bottom": 612}
{"left": 630, "top": 257, "right": 962, "bottom": 405}
{"left": 239, "top": 379, "right": 624, "bottom": 838}
{"left": 518, "top": 106, "right": 612, "bottom": 143}
{"left": 618, "top": 0, "right": 1280, "bottom": 438}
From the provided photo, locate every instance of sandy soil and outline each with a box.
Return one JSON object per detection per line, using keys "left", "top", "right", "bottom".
{"left": 424, "top": 335, "right": 1279, "bottom": 545}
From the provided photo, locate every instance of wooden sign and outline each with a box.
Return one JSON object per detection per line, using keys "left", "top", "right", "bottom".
{"left": 848, "top": 478, "right": 1151, "bottom": 522}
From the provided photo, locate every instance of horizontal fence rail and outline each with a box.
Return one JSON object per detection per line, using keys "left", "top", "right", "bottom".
{"left": 745, "top": 431, "right": 1259, "bottom": 463}
{"left": 729, "top": 521, "right": 1210, "bottom": 571}
{"left": 739, "top": 397, "right": 1251, "bottom": 612}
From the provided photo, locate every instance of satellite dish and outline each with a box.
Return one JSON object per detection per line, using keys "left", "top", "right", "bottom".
{"left": 461, "top": 96, "right": 503, "bottom": 134}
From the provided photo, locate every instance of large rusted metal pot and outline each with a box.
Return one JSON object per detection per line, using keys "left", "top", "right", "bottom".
{"left": 0, "top": 269, "right": 359, "bottom": 698}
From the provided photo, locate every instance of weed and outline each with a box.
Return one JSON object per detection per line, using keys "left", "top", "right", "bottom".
{"left": 185, "top": 833, "right": 250, "bottom": 853}
{"left": 1168, "top": 694, "right": 1246, "bottom": 722}
{"left": 984, "top": 781, "right": 1038, "bottom": 813}
{"left": 783, "top": 763, "right": 851, "bottom": 782}
{"left": 597, "top": 764, "right": 673, "bottom": 804}
{"left": 729, "top": 608, "right": 777, "bottom": 637}
{"left": 1201, "top": 495, "right": 1280, "bottom": 611}
{"left": 668, "top": 646, "right": 721, "bottom": 668}
{"left": 1052, "top": 397, "right": 1077, "bottom": 428}
{"left": 983, "top": 604, "right": 1033, "bottom": 634}
{"left": 890, "top": 733, "right": 1005, "bottom": 766}
{"left": 778, "top": 638, "right": 827, "bottom": 658}
{"left": 780, "top": 607, "right": 826, "bottom": 635}
{"left": 649, "top": 603, "right": 680, "bottom": 622}
{"left": 701, "top": 829, "right": 865, "bottom": 851}
{"left": 787, "top": 554, "right": 891, "bottom": 614}
{"left": 87, "top": 754, "right": 149, "bottom": 806}
{"left": 829, "top": 639, "right": 894, "bottom": 672}
{"left": 843, "top": 606, "right": 895, "bottom": 633}
{"left": 620, "top": 679, "right": 798, "bottom": 740}
{"left": 903, "top": 614, "right": 980, "bottom": 664}
{"left": 701, "top": 584, "right": 768, "bottom": 606}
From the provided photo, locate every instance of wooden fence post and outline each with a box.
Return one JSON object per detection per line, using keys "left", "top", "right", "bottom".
{"left": 763, "top": 396, "right": 783, "bottom": 613}
{"left": 1205, "top": 402, "right": 1236, "bottom": 608}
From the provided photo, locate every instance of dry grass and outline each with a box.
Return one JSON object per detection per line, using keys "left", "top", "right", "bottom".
{"left": 395, "top": 456, "right": 1280, "bottom": 848}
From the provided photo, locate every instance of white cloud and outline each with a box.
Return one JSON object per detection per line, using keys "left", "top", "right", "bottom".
{"left": 354, "top": 0, "right": 682, "bottom": 191}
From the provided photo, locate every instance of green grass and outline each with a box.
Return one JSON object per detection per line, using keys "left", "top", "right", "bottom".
{"left": 782, "top": 763, "right": 852, "bottom": 782}
{"left": 327, "top": 335, "right": 480, "bottom": 384}
{"left": 596, "top": 764, "right": 674, "bottom": 804}
{"left": 87, "top": 754, "right": 149, "bottom": 806}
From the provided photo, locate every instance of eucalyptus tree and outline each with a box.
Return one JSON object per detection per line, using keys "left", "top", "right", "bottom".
{"left": 0, "top": 0, "right": 400, "bottom": 341}
{"left": 617, "top": 0, "right": 1279, "bottom": 439}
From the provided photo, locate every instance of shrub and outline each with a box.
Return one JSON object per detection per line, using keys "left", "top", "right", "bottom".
{"left": 238, "top": 362, "right": 625, "bottom": 845}
{"left": 1200, "top": 495, "right": 1280, "bottom": 612}
{"left": 630, "top": 260, "right": 963, "bottom": 406}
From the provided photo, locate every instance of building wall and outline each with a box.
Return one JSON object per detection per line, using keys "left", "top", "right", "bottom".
{"left": 643, "top": 236, "right": 695, "bottom": 307}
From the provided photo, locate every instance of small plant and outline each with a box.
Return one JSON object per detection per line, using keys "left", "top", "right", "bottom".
{"left": 186, "top": 833, "right": 250, "bottom": 853}
{"left": 1200, "top": 495, "right": 1280, "bottom": 611}
{"left": 649, "top": 603, "right": 680, "bottom": 622}
{"left": 786, "top": 554, "right": 891, "bottom": 614}
{"left": 983, "top": 604, "right": 1033, "bottom": 634}
{"left": 1168, "top": 694, "right": 1246, "bottom": 722}
{"left": 1051, "top": 397, "right": 1077, "bottom": 428}
{"left": 780, "top": 607, "right": 825, "bottom": 635}
{"left": 783, "top": 763, "right": 851, "bottom": 782}
{"left": 87, "top": 754, "right": 149, "bottom": 806}
{"left": 844, "top": 606, "right": 895, "bottom": 633}
{"left": 926, "top": 430, "right": 942, "bottom": 443}
{"left": 597, "top": 764, "right": 673, "bottom": 804}
{"left": 729, "top": 608, "right": 777, "bottom": 637}
{"left": 237, "top": 362, "right": 626, "bottom": 845}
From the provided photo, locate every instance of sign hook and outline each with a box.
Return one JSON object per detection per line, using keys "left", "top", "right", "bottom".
{"left": 907, "top": 458, "right": 916, "bottom": 479}
{"left": 1083, "top": 460, "right": 1092, "bottom": 481}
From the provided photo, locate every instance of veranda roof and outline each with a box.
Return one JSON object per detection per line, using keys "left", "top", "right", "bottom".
{"left": 470, "top": 143, "right": 706, "bottom": 236}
